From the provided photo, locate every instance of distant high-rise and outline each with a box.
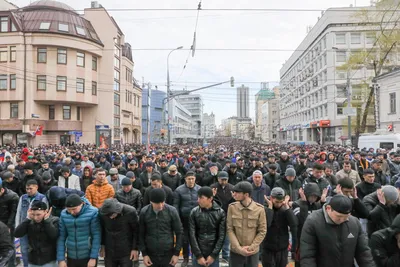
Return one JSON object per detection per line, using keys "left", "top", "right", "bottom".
{"left": 237, "top": 85, "right": 249, "bottom": 118}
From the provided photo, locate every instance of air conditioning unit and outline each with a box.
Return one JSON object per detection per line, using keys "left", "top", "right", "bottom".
{"left": 91, "top": 1, "right": 100, "bottom": 8}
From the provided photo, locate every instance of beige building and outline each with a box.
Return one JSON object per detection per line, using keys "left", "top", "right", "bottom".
{"left": 0, "top": 0, "right": 141, "bottom": 146}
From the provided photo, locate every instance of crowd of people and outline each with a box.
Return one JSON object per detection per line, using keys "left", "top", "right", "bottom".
{"left": 0, "top": 142, "right": 399, "bottom": 267}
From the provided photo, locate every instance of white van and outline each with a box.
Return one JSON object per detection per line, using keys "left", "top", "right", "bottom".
{"left": 358, "top": 133, "right": 400, "bottom": 151}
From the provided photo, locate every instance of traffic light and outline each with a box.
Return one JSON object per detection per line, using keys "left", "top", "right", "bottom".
{"left": 388, "top": 124, "right": 393, "bottom": 132}
{"left": 230, "top": 76, "right": 235, "bottom": 87}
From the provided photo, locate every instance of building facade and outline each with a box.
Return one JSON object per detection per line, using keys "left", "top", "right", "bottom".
{"left": 261, "top": 99, "right": 280, "bottom": 143}
{"left": 173, "top": 92, "right": 203, "bottom": 141}
{"left": 203, "top": 112, "right": 216, "bottom": 140}
{"left": 141, "top": 89, "right": 166, "bottom": 144}
{"left": 0, "top": 0, "right": 142, "bottom": 146}
{"left": 237, "top": 85, "right": 249, "bottom": 118}
{"left": 255, "top": 89, "right": 276, "bottom": 141}
{"left": 375, "top": 69, "right": 400, "bottom": 133}
{"left": 279, "top": 7, "right": 388, "bottom": 144}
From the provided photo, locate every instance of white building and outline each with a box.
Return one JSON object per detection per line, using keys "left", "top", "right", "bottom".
{"left": 255, "top": 89, "right": 276, "bottom": 141}
{"left": 173, "top": 92, "right": 203, "bottom": 139}
{"left": 237, "top": 85, "right": 250, "bottom": 118}
{"left": 261, "top": 99, "right": 280, "bottom": 143}
{"left": 203, "top": 112, "right": 216, "bottom": 139}
{"left": 221, "top": 117, "right": 238, "bottom": 137}
{"left": 279, "top": 6, "right": 390, "bottom": 144}
{"left": 170, "top": 98, "right": 195, "bottom": 143}
{"left": 375, "top": 69, "right": 400, "bottom": 133}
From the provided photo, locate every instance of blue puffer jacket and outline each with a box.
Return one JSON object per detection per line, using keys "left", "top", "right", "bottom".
{"left": 57, "top": 203, "right": 101, "bottom": 261}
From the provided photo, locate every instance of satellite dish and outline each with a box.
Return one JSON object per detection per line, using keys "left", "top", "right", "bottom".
{"left": 191, "top": 32, "right": 196, "bottom": 57}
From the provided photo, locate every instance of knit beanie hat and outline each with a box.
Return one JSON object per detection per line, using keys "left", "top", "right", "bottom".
{"left": 382, "top": 185, "right": 399, "bottom": 203}
{"left": 42, "top": 171, "right": 52, "bottom": 181}
{"left": 328, "top": 195, "right": 352, "bottom": 214}
{"left": 65, "top": 194, "right": 83, "bottom": 208}
{"left": 100, "top": 198, "right": 123, "bottom": 215}
{"left": 150, "top": 188, "right": 166, "bottom": 203}
{"left": 285, "top": 168, "right": 296, "bottom": 177}
{"left": 121, "top": 177, "right": 132, "bottom": 186}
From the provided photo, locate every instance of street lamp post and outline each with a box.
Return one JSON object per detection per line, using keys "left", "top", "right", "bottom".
{"left": 166, "top": 46, "right": 183, "bottom": 146}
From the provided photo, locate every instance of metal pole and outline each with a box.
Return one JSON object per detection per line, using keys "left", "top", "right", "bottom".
{"left": 347, "top": 71, "right": 352, "bottom": 143}
{"left": 146, "top": 84, "right": 151, "bottom": 154}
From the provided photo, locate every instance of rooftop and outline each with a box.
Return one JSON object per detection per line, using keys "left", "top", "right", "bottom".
{"left": 255, "top": 89, "right": 275, "bottom": 101}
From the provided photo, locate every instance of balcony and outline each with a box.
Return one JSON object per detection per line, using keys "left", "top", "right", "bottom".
{"left": 34, "top": 90, "right": 98, "bottom": 106}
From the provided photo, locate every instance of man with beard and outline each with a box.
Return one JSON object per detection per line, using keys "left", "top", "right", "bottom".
{"left": 162, "top": 165, "right": 182, "bottom": 191}
{"left": 228, "top": 163, "right": 245, "bottom": 185}
{"left": 278, "top": 152, "right": 292, "bottom": 177}
{"left": 203, "top": 163, "right": 220, "bottom": 186}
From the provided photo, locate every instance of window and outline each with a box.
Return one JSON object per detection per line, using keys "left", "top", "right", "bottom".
{"left": 0, "top": 75, "right": 7, "bottom": 89}
{"left": 390, "top": 92, "right": 396, "bottom": 113}
{"left": 0, "top": 17, "right": 8, "bottom": 32}
{"left": 335, "top": 33, "right": 346, "bottom": 45}
{"left": 57, "top": 76, "right": 67, "bottom": 91}
{"left": 114, "top": 93, "right": 120, "bottom": 104}
{"left": 10, "top": 74, "right": 16, "bottom": 90}
{"left": 0, "top": 47, "right": 7, "bottom": 62}
{"left": 10, "top": 46, "right": 16, "bottom": 62}
{"left": 57, "top": 48, "right": 67, "bottom": 64}
{"left": 114, "top": 70, "right": 120, "bottom": 80}
{"left": 77, "top": 107, "right": 81, "bottom": 120}
{"left": 92, "top": 81, "right": 97, "bottom": 95}
{"left": 10, "top": 103, "right": 18, "bottom": 118}
{"left": 366, "top": 33, "right": 376, "bottom": 44}
{"left": 337, "top": 103, "right": 344, "bottom": 115}
{"left": 114, "top": 117, "right": 120, "bottom": 127}
{"left": 114, "top": 57, "right": 120, "bottom": 69}
{"left": 58, "top": 23, "right": 69, "bottom": 32}
{"left": 380, "top": 142, "right": 394, "bottom": 150}
{"left": 126, "top": 68, "right": 132, "bottom": 83}
{"left": 114, "top": 104, "right": 120, "bottom": 115}
{"left": 92, "top": 56, "right": 97, "bottom": 71}
{"left": 114, "top": 45, "right": 120, "bottom": 57}
{"left": 75, "top": 26, "right": 85, "bottom": 35}
{"left": 49, "top": 105, "right": 55, "bottom": 120}
{"left": 113, "top": 80, "right": 120, "bottom": 91}
{"left": 77, "top": 52, "right": 85, "bottom": 67}
{"left": 336, "top": 51, "right": 346, "bottom": 62}
{"left": 76, "top": 78, "right": 85, "bottom": 93}
{"left": 350, "top": 33, "right": 361, "bottom": 44}
{"left": 37, "top": 48, "right": 47, "bottom": 63}
{"left": 37, "top": 75, "right": 46, "bottom": 90}
{"left": 39, "top": 22, "right": 51, "bottom": 30}
{"left": 11, "top": 22, "right": 16, "bottom": 32}
{"left": 63, "top": 105, "right": 71, "bottom": 120}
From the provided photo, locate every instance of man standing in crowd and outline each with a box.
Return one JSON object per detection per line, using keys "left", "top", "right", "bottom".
{"left": 369, "top": 214, "right": 400, "bottom": 267}
{"left": 143, "top": 172, "right": 174, "bottom": 206}
{"left": 58, "top": 166, "right": 81, "bottom": 190}
{"left": 16, "top": 179, "right": 48, "bottom": 267}
{"left": 139, "top": 188, "right": 183, "bottom": 267}
{"left": 189, "top": 187, "right": 226, "bottom": 267}
{"left": 57, "top": 194, "right": 101, "bottom": 267}
{"left": 99, "top": 198, "right": 139, "bottom": 267}
{"left": 85, "top": 168, "right": 115, "bottom": 208}
{"left": 0, "top": 221, "right": 13, "bottom": 267}
{"left": 14, "top": 201, "right": 59, "bottom": 267}
{"left": 115, "top": 177, "right": 142, "bottom": 212}
{"left": 300, "top": 195, "right": 375, "bottom": 267}
{"left": 227, "top": 181, "right": 267, "bottom": 267}
{"left": 336, "top": 161, "right": 361, "bottom": 185}
{"left": 173, "top": 171, "right": 201, "bottom": 267}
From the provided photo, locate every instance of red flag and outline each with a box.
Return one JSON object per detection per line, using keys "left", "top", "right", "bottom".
{"left": 33, "top": 125, "right": 43, "bottom": 136}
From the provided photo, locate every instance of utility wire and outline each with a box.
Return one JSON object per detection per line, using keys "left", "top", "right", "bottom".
{"left": 63, "top": 8, "right": 400, "bottom": 12}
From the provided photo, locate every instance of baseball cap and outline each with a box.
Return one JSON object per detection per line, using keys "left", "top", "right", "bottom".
{"left": 327, "top": 195, "right": 353, "bottom": 214}
{"left": 271, "top": 187, "right": 286, "bottom": 200}
{"left": 218, "top": 171, "right": 229, "bottom": 179}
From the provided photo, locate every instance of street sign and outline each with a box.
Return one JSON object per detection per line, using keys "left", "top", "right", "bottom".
{"left": 95, "top": 125, "right": 109, "bottom": 130}
{"left": 68, "top": 131, "right": 75, "bottom": 135}
{"left": 75, "top": 136, "right": 80, "bottom": 143}
{"left": 75, "top": 131, "right": 83, "bottom": 137}
{"left": 343, "top": 107, "right": 357, "bottom": 116}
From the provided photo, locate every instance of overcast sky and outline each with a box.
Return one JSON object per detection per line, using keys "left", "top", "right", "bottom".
{"left": 15, "top": 0, "right": 372, "bottom": 125}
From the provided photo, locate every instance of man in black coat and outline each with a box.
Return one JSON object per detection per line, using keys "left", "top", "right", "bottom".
{"left": 300, "top": 195, "right": 375, "bottom": 267}
{"left": 99, "top": 198, "right": 139, "bottom": 267}
{"left": 189, "top": 187, "right": 226, "bottom": 267}
{"left": 14, "top": 201, "right": 59, "bottom": 267}
{"left": 370, "top": 214, "right": 400, "bottom": 267}
{"left": 139, "top": 188, "right": 183, "bottom": 267}
{"left": 142, "top": 173, "right": 174, "bottom": 206}
{"left": 0, "top": 221, "right": 13, "bottom": 267}
{"left": 356, "top": 169, "right": 382, "bottom": 200}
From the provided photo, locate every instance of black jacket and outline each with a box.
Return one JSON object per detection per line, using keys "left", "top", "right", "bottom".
{"left": 370, "top": 214, "right": 400, "bottom": 267}
{"left": 21, "top": 172, "right": 43, "bottom": 194}
{"left": 300, "top": 207, "right": 375, "bottom": 267}
{"left": 210, "top": 182, "right": 235, "bottom": 213}
{"left": 2, "top": 176, "right": 22, "bottom": 196}
{"left": 14, "top": 217, "right": 59, "bottom": 265}
{"left": 356, "top": 182, "right": 381, "bottom": 200}
{"left": 143, "top": 185, "right": 174, "bottom": 206}
{"left": 173, "top": 184, "right": 201, "bottom": 218}
{"left": 41, "top": 179, "right": 58, "bottom": 194}
{"left": 115, "top": 188, "right": 142, "bottom": 212}
{"left": 364, "top": 192, "right": 400, "bottom": 237}
{"left": 189, "top": 202, "right": 226, "bottom": 259}
{"left": 263, "top": 172, "right": 280, "bottom": 189}
{"left": 274, "top": 177, "right": 302, "bottom": 202}
{"left": 303, "top": 175, "right": 331, "bottom": 195}
{"left": 0, "top": 188, "right": 19, "bottom": 229}
{"left": 227, "top": 170, "right": 245, "bottom": 185}
{"left": 263, "top": 206, "right": 298, "bottom": 252}
{"left": 0, "top": 221, "right": 13, "bottom": 259}
{"left": 100, "top": 204, "right": 139, "bottom": 259}
{"left": 139, "top": 204, "right": 183, "bottom": 257}
{"left": 162, "top": 172, "right": 182, "bottom": 191}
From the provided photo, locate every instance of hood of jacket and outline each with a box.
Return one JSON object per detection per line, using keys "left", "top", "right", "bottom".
{"left": 304, "top": 183, "right": 321, "bottom": 201}
{"left": 22, "top": 147, "right": 30, "bottom": 154}
{"left": 82, "top": 165, "right": 93, "bottom": 177}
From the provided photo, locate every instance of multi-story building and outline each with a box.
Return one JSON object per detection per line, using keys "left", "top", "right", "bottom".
{"left": 237, "top": 85, "right": 249, "bottom": 118}
{"left": 203, "top": 112, "right": 216, "bottom": 140}
{"left": 173, "top": 92, "right": 203, "bottom": 141}
{"left": 221, "top": 117, "right": 237, "bottom": 138}
{"left": 261, "top": 99, "right": 280, "bottom": 143}
{"left": 255, "top": 89, "right": 276, "bottom": 140}
{"left": 141, "top": 89, "right": 166, "bottom": 144}
{"left": 0, "top": 0, "right": 142, "bottom": 146}
{"left": 279, "top": 7, "right": 386, "bottom": 144}
{"left": 170, "top": 98, "right": 195, "bottom": 144}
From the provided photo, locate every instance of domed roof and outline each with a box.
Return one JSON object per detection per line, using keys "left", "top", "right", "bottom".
{"left": 256, "top": 89, "right": 276, "bottom": 101}
{"left": 28, "top": 0, "right": 75, "bottom": 12}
